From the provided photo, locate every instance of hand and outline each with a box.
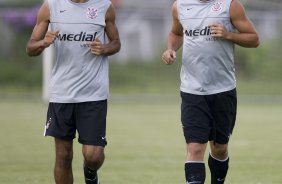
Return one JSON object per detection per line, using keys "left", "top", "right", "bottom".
{"left": 42, "top": 30, "right": 59, "bottom": 48}
{"left": 162, "top": 49, "right": 176, "bottom": 65}
{"left": 88, "top": 38, "right": 105, "bottom": 55}
{"left": 209, "top": 23, "right": 228, "bottom": 39}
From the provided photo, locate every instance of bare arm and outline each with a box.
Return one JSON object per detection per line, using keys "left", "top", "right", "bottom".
{"left": 89, "top": 4, "right": 121, "bottom": 56}
{"left": 162, "top": 1, "right": 183, "bottom": 65}
{"left": 210, "top": 0, "right": 259, "bottom": 48}
{"left": 26, "top": 1, "right": 59, "bottom": 56}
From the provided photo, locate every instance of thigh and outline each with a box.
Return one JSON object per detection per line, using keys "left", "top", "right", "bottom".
{"left": 55, "top": 138, "right": 73, "bottom": 159}
{"left": 76, "top": 100, "right": 107, "bottom": 147}
{"left": 181, "top": 92, "right": 213, "bottom": 144}
{"left": 45, "top": 103, "right": 76, "bottom": 140}
{"left": 210, "top": 89, "right": 237, "bottom": 144}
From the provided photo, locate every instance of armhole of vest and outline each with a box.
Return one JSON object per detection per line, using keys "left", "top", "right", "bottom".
{"left": 104, "top": 0, "right": 112, "bottom": 26}
{"left": 47, "top": 0, "right": 53, "bottom": 21}
{"left": 227, "top": 0, "right": 233, "bottom": 18}
{"left": 106, "top": 0, "right": 112, "bottom": 11}
{"left": 228, "top": 0, "right": 236, "bottom": 29}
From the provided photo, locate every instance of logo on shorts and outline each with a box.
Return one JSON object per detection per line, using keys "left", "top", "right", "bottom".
{"left": 86, "top": 6, "right": 98, "bottom": 19}
{"left": 44, "top": 118, "right": 52, "bottom": 136}
{"left": 217, "top": 178, "right": 225, "bottom": 182}
{"left": 211, "top": 1, "right": 223, "bottom": 12}
{"left": 46, "top": 118, "right": 52, "bottom": 130}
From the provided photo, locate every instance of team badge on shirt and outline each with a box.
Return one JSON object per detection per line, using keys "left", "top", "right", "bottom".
{"left": 86, "top": 6, "right": 98, "bottom": 19}
{"left": 211, "top": 1, "right": 223, "bottom": 12}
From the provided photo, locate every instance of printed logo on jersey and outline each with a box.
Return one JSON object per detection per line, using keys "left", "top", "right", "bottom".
{"left": 56, "top": 32, "right": 98, "bottom": 48}
{"left": 185, "top": 26, "right": 212, "bottom": 37}
{"left": 185, "top": 26, "right": 218, "bottom": 41}
{"left": 211, "top": 1, "right": 223, "bottom": 12}
{"left": 57, "top": 32, "right": 97, "bottom": 42}
{"left": 86, "top": 6, "right": 98, "bottom": 19}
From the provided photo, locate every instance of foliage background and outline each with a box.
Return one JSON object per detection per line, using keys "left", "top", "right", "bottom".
{"left": 0, "top": 0, "right": 282, "bottom": 96}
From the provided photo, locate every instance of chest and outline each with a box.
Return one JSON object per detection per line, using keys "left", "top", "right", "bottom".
{"left": 179, "top": 0, "right": 230, "bottom": 21}
{"left": 50, "top": 1, "right": 106, "bottom": 27}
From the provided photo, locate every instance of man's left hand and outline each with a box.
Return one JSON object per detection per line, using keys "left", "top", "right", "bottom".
{"left": 88, "top": 38, "right": 105, "bottom": 55}
{"left": 209, "top": 23, "right": 229, "bottom": 39}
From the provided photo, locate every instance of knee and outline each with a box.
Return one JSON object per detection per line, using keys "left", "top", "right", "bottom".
{"left": 84, "top": 152, "right": 104, "bottom": 164}
{"left": 189, "top": 147, "right": 204, "bottom": 156}
{"left": 211, "top": 145, "right": 228, "bottom": 160}
{"left": 83, "top": 149, "right": 105, "bottom": 170}
{"left": 187, "top": 143, "right": 207, "bottom": 161}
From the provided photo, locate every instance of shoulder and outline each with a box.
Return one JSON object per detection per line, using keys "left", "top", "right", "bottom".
{"left": 230, "top": 0, "right": 247, "bottom": 19}
{"left": 36, "top": 0, "right": 50, "bottom": 21}
{"left": 172, "top": 1, "right": 179, "bottom": 18}
{"left": 230, "top": 0, "right": 245, "bottom": 13}
{"left": 105, "top": 3, "right": 116, "bottom": 22}
{"left": 172, "top": 1, "right": 178, "bottom": 10}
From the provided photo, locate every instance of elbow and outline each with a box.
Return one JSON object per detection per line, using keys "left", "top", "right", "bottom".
{"left": 26, "top": 42, "right": 34, "bottom": 57}
{"left": 105, "top": 41, "right": 121, "bottom": 56}
{"left": 117, "top": 42, "right": 121, "bottom": 53}
{"left": 252, "top": 34, "right": 260, "bottom": 48}
{"left": 115, "top": 38, "right": 121, "bottom": 52}
{"left": 26, "top": 48, "right": 33, "bottom": 57}
{"left": 26, "top": 40, "right": 44, "bottom": 57}
{"left": 113, "top": 40, "right": 121, "bottom": 54}
{"left": 252, "top": 37, "right": 260, "bottom": 48}
{"left": 26, "top": 45, "right": 35, "bottom": 57}
{"left": 28, "top": 53, "right": 38, "bottom": 57}
{"left": 253, "top": 43, "right": 259, "bottom": 48}
{"left": 246, "top": 36, "right": 260, "bottom": 48}
{"left": 26, "top": 46, "right": 41, "bottom": 57}
{"left": 254, "top": 40, "right": 260, "bottom": 48}
{"left": 26, "top": 51, "right": 40, "bottom": 57}
{"left": 26, "top": 49, "right": 36, "bottom": 57}
{"left": 112, "top": 44, "right": 121, "bottom": 56}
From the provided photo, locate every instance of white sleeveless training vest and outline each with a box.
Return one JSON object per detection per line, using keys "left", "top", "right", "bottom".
{"left": 48, "top": 0, "right": 111, "bottom": 103}
{"left": 177, "top": 0, "right": 236, "bottom": 95}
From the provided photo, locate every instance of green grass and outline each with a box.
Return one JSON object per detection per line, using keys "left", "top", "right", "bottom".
{"left": 0, "top": 96, "right": 281, "bottom": 184}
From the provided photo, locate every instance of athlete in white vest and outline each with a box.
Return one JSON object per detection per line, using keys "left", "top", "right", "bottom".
{"left": 162, "top": 0, "right": 259, "bottom": 183}
{"left": 26, "top": 0, "right": 121, "bottom": 183}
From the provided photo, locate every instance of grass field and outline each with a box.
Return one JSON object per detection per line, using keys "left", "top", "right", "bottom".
{"left": 0, "top": 95, "right": 281, "bottom": 184}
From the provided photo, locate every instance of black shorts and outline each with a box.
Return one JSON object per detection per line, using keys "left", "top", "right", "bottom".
{"left": 44, "top": 100, "right": 107, "bottom": 147}
{"left": 181, "top": 89, "right": 237, "bottom": 144}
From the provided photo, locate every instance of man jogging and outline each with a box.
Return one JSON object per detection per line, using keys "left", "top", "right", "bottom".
{"left": 162, "top": 0, "right": 259, "bottom": 183}
{"left": 26, "top": 0, "right": 121, "bottom": 183}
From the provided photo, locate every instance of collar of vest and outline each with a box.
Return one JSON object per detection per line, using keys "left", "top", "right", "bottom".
{"left": 199, "top": 0, "right": 214, "bottom": 2}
